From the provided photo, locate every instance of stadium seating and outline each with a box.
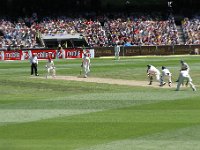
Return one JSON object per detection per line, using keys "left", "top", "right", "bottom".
{"left": 0, "top": 13, "right": 199, "bottom": 49}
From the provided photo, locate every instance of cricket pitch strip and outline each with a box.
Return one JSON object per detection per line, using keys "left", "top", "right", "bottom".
{"left": 36, "top": 75, "right": 176, "bottom": 88}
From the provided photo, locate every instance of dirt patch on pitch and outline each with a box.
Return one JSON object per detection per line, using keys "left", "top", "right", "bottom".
{"left": 44, "top": 75, "right": 175, "bottom": 88}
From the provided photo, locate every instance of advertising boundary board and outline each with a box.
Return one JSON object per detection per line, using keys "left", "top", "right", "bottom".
{"left": 94, "top": 45, "right": 200, "bottom": 57}
{"left": 0, "top": 48, "right": 95, "bottom": 61}
{"left": 0, "top": 45, "right": 199, "bottom": 60}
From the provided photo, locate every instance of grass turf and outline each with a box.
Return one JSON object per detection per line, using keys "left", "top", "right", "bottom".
{"left": 0, "top": 55, "right": 200, "bottom": 150}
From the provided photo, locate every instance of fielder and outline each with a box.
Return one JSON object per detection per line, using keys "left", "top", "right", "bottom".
{"left": 147, "top": 64, "right": 161, "bottom": 85}
{"left": 81, "top": 53, "right": 90, "bottom": 78}
{"left": 176, "top": 60, "right": 190, "bottom": 82}
{"left": 45, "top": 58, "right": 56, "bottom": 78}
{"left": 114, "top": 44, "right": 120, "bottom": 60}
{"left": 176, "top": 70, "right": 196, "bottom": 91}
{"left": 160, "top": 66, "right": 172, "bottom": 87}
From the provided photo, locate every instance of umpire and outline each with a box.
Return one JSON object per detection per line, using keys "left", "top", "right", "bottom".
{"left": 30, "top": 53, "right": 39, "bottom": 76}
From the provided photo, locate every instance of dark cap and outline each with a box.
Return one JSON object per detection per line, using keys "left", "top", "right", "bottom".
{"left": 162, "top": 66, "right": 166, "bottom": 70}
{"left": 147, "top": 64, "right": 151, "bottom": 68}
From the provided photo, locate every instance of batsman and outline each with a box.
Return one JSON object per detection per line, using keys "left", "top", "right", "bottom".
{"left": 45, "top": 57, "right": 56, "bottom": 78}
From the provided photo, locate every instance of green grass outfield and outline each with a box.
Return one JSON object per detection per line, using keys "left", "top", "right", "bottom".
{"left": 0, "top": 55, "right": 200, "bottom": 150}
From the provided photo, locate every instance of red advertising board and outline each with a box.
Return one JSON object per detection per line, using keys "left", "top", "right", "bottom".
{"left": 31, "top": 49, "right": 57, "bottom": 59}
{"left": 0, "top": 51, "right": 3, "bottom": 60}
{"left": 65, "top": 48, "right": 82, "bottom": 58}
{"left": 0, "top": 48, "right": 94, "bottom": 61}
{"left": 30, "top": 48, "right": 83, "bottom": 59}
{"left": 4, "top": 50, "right": 22, "bottom": 60}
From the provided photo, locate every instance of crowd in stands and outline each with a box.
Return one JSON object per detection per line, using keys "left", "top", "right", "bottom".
{"left": 103, "top": 14, "right": 179, "bottom": 46}
{"left": 0, "top": 12, "right": 199, "bottom": 49}
{"left": 0, "top": 13, "right": 39, "bottom": 49}
{"left": 182, "top": 17, "right": 200, "bottom": 45}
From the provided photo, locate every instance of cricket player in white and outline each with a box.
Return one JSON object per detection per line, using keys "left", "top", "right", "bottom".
{"left": 45, "top": 58, "right": 56, "bottom": 78}
{"left": 147, "top": 65, "right": 161, "bottom": 85}
{"left": 176, "top": 60, "right": 196, "bottom": 91}
{"left": 160, "top": 66, "right": 172, "bottom": 87}
{"left": 82, "top": 53, "right": 90, "bottom": 78}
{"left": 114, "top": 44, "right": 120, "bottom": 60}
{"left": 176, "top": 60, "right": 190, "bottom": 82}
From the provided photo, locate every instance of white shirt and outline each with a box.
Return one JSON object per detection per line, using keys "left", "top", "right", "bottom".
{"left": 147, "top": 65, "right": 160, "bottom": 75}
{"left": 83, "top": 56, "right": 90, "bottom": 67}
{"left": 162, "top": 68, "right": 171, "bottom": 76}
{"left": 181, "top": 62, "right": 190, "bottom": 72}
{"left": 30, "top": 55, "right": 38, "bottom": 64}
{"left": 46, "top": 60, "right": 54, "bottom": 69}
{"left": 114, "top": 45, "right": 120, "bottom": 53}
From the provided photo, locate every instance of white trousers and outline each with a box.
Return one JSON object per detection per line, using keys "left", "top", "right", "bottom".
{"left": 83, "top": 65, "right": 90, "bottom": 77}
{"left": 176, "top": 71, "right": 196, "bottom": 91}
{"left": 47, "top": 67, "right": 56, "bottom": 77}
{"left": 160, "top": 73, "right": 172, "bottom": 85}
